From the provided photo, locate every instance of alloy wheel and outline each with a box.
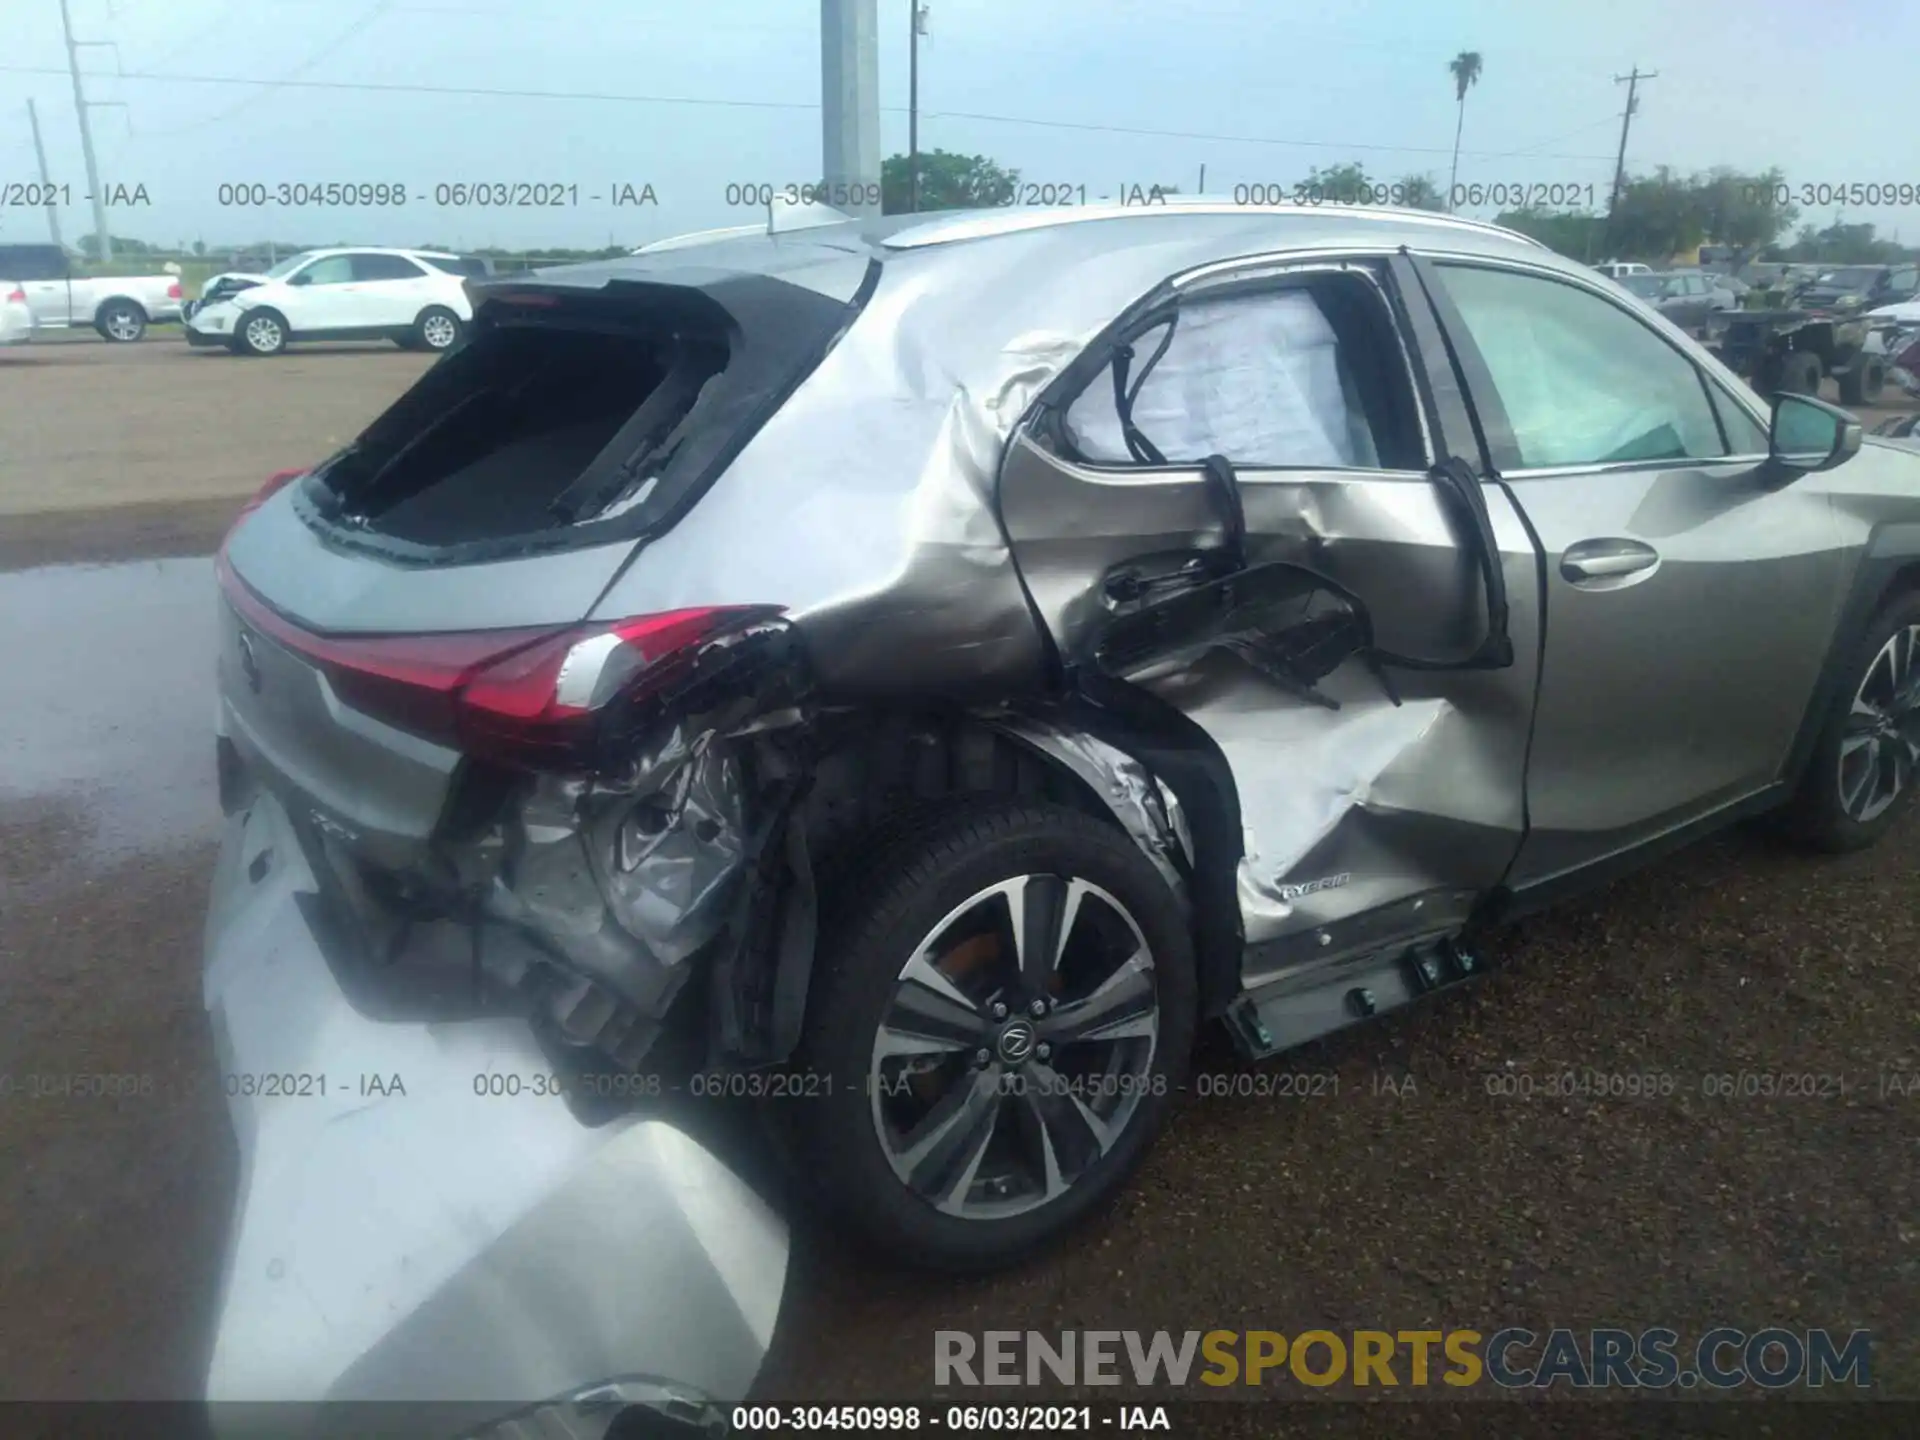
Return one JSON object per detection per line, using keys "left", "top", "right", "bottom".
{"left": 1838, "top": 625, "right": 1920, "bottom": 822}
{"left": 104, "top": 307, "right": 143, "bottom": 341}
{"left": 422, "top": 313, "right": 458, "bottom": 349}
{"left": 244, "top": 315, "right": 283, "bottom": 353}
{"left": 867, "top": 873, "right": 1160, "bottom": 1221}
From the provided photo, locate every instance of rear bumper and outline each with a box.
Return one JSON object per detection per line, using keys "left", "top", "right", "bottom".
{"left": 186, "top": 325, "right": 232, "bottom": 348}
{"left": 202, "top": 788, "right": 786, "bottom": 1436}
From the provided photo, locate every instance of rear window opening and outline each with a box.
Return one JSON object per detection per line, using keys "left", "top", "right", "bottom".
{"left": 299, "top": 270, "right": 867, "bottom": 557}
{"left": 318, "top": 307, "right": 731, "bottom": 547}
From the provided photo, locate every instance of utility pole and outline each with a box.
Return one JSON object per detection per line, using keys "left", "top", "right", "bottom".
{"left": 908, "top": 3, "right": 928, "bottom": 212}
{"left": 1198, "top": 163, "right": 1206, "bottom": 194}
{"left": 1605, "top": 66, "right": 1655, "bottom": 250}
{"left": 26, "top": 100, "right": 64, "bottom": 251}
{"left": 57, "top": 0, "right": 114, "bottom": 263}
{"left": 821, "top": 0, "right": 881, "bottom": 219}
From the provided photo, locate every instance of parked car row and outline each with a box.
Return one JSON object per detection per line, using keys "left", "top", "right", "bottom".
{"left": 0, "top": 239, "right": 495, "bottom": 355}
{"left": 184, "top": 247, "right": 489, "bottom": 356}
{"left": 0, "top": 241, "right": 184, "bottom": 341}
{"left": 1616, "top": 269, "right": 1740, "bottom": 335}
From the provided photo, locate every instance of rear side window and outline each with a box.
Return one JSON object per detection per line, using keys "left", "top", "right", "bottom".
{"left": 1438, "top": 263, "right": 1727, "bottom": 469}
{"left": 352, "top": 253, "right": 428, "bottom": 281}
{"left": 1062, "top": 273, "right": 1427, "bottom": 472}
{"left": 421, "top": 256, "right": 488, "bottom": 279}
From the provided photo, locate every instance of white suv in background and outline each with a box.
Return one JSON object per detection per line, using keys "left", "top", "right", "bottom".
{"left": 185, "top": 247, "right": 476, "bottom": 356}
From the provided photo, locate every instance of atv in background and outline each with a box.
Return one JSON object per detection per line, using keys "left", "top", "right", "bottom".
{"left": 1709, "top": 307, "right": 1886, "bottom": 404}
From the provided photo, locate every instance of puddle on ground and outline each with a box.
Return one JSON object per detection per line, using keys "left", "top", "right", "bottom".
{"left": 0, "top": 557, "right": 222, "bottom": 862}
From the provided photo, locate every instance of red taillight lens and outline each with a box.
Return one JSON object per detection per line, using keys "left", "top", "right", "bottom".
{"left": 457, "top": 607, "right": 763, "bottom": 766}
{"left": 216, "top": 553, "right": 777, "bottom": 768}
{"left": 5, "top": 286, "right": 23, "bottom": 304}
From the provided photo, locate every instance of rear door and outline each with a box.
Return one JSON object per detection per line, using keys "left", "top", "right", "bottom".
{"left": 1418, "top": 254, "right": 1848, "bottom": 890}
{"left": 998, "top": 249, "right": 1544, "bottom": 980}
{"left": 348, "top": 252, "right": 434, "bottom": 328}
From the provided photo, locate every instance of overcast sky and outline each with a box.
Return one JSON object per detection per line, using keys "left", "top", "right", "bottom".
{"left": 2, "top": 0, "right": 1914, "bottom": 255}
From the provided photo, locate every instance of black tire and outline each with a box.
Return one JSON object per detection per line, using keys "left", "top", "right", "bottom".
{"left": 1839, "top": 358, "right": 1887, "bottom": 407}
{"left": 413, "top": 306, "right": 463, "bottom": 352}
{"left": 786, "top": 799, "right": 1197, "bottom": 1272}
{"left": 1777, "top": 349, "right": 1824, "bottom": 397}
{"left": 1779, "top": 590, "right": 1920, "bottom": 852}
{"left": 234, "top": 308, "right": 288, "bottom": 357}
{"left": 95, "top": 298, "right": 147, "bottom": 343}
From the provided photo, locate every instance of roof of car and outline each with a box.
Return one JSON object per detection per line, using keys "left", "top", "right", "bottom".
{"left": 871, "top": 199, "right": 1549, "bottom": 253}
{"left": 296, "top": 246, "right": 462, "bottom": 260}
{"left": 568, "top": 201, "right": 1565, "bottom": 305}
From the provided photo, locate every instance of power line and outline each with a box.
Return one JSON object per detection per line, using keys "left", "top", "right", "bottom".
{"left": 0, "top": 63, "right": 1623, "bottom": 162}
{"left": 142, "top": 0, "right": 395, "bottom": 134}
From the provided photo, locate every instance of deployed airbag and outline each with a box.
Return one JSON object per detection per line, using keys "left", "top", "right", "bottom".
{"left": 1066, "top": 290, "right": 1374, "bottom": 468}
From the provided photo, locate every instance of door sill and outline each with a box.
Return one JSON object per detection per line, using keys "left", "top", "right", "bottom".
{"left": 1224, "top": 930, "right": 1484, "bottom": 1061}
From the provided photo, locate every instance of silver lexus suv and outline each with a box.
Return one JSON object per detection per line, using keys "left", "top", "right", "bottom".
{"left": 202, "top": 201, "right": 1920, "bottom": 1408}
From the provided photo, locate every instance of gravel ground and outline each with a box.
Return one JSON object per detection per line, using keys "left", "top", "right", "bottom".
{"left": 0, "top": 339, "right": 1914, "bottom": 1429}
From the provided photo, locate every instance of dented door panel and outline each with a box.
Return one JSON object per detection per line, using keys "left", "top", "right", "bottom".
{"left": 998, "top": 428, "right": 1542, "bottom": 981}
{"left": 1144, "top": 486, "right": 1541, "bottom": 978}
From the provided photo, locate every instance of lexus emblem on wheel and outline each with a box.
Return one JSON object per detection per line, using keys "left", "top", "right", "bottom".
{"left": 996, "top": 1021, "right": 1037, "bottom": 1064}
{"left": 236, "top": 629, "right": 262, "bottom": 694}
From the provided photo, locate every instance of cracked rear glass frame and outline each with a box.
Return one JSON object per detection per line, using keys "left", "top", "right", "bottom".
{"left": 291, "top": 262, "right": 880, "bottom": 568}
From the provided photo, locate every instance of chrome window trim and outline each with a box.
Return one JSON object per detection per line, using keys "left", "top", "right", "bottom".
{"left": 1051, "top": 459, "right": 1434, "bottom": 486}
{"left": 1500, "top": 454, "right": 1770, "bottom": 481}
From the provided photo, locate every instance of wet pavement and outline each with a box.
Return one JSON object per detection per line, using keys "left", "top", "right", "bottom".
{"left": 0, "top": 559, "right": 222, "bottom": 866}
{"left": 1, "top": 553, "right": 1916, "bottom": 1416}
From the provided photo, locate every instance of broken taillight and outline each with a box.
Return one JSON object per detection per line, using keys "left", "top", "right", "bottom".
{"left": 215, "top": 554, "right": 776, "bottom": 768}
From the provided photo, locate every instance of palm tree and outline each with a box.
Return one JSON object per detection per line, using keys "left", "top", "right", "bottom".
{"left": 1446, "top": 51, "right": 1483, "bottom": 211}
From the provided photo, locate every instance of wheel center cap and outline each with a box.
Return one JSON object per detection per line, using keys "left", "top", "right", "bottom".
{"left": 996, "top": 1020, "right": 1037, "bottom": 1065}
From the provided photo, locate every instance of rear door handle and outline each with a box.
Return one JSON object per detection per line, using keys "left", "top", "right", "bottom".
{"left": 1560, "top": 538, "right": 1659, "bottom": 584}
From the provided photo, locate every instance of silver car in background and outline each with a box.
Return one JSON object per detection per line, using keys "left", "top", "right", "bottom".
{"left": 205, "top": 201, "right": 1920, "bottom": 1428}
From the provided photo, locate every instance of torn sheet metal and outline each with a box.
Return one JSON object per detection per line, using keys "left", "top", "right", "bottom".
{"left": 986, "top": 714, "right": 1191, "bottom": 897}
{"left": 484, "top": 726, "right": 750, "bottom": 1017}
{"left": 588, "top": 725, "right": 748, "bottom": 966}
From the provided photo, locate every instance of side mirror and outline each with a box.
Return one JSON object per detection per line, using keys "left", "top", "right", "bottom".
{"left": 1768, "top": 393, "right": 1861, "bottom": 476}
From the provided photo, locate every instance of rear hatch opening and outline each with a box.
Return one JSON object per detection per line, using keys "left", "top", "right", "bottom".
{"left": 295, "top": 271, "right": 867, "bottom": 559}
